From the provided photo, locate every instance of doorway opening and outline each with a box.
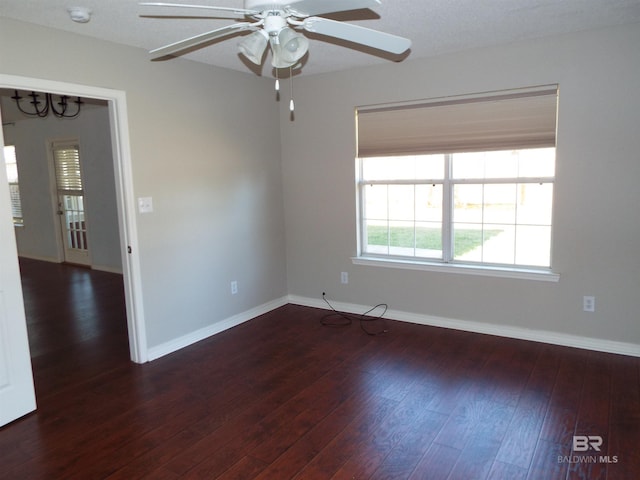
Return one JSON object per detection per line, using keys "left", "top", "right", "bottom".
{"left": 0, "top": 76, "right": 146, "bottom": 379}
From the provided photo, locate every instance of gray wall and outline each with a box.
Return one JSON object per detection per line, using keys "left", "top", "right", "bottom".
{"left": 2, "top": 15, "right": 638, "bottom": 354}
{"left": 2, "top": 104, "right": 122, "bottom": 271}
{"left": 0, "top": 17, "right": 288, "bottom": 349}
{"left": 280, "top": 23, "right": 640, "bottom": 346}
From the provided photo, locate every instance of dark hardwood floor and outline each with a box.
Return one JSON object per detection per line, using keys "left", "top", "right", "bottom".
{"left": 1, "top": 258, "right": 639, "bottom": 479}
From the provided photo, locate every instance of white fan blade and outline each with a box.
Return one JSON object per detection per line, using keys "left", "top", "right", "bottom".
{"left": 286, "top": 0, "right": 381, "bottom": 17}
{"left": 139, "top": 2, "right": 258, "bottom": 16}
{"left": 150, "top": 22, "right": 255, "bottom": 58}
{"left": 302, "top": 17, "right": 411, "bottom": 54}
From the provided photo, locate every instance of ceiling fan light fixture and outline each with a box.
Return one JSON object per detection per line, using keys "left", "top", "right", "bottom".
{"left": 238, "top": 30, "right": 269, "bottom": 65}
{"left": 277, "top": 27, "right": 309, "bottom": 64}
{"left": 270, "top": 42, "right": 293, "bottom": 69}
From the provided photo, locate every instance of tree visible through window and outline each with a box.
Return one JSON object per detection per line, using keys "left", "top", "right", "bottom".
{"left": 3, "top": 145, "right": 23, "bottom": 226}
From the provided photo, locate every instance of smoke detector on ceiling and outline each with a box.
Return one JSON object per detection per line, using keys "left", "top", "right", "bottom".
{"left": 67, "top": 7, "right": 92, "bottom": 23}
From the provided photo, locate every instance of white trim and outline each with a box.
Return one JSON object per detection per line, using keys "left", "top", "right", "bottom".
{"left": 17, "top": 253, "right": 60, "bottom": 263}
{"left": 352, "top": 256, "right": 560, "bottom": 282}
{"left": 15, "top": 255, "right": 122, "bottom": 274}
{"left": 107, "top": 90, "right": 148, "bottom": 364}
{"left": 288, "top": 295, "right": 640, "bottom": 358}
{"left": 91, "top": 264, "right": 123, "bottom": 275}
{"left": 0, "top": 74, "right": 147, "bottom": 364}
{"left": 147, "top": 296, "right": 289, "bottom": 361}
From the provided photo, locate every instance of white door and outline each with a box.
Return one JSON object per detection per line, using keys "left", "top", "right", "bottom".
{"left": 51, "top": 141, "right": 90, "bottom": 266}
{"left": 0, "top": 112, "right": 37, "bottom": 427}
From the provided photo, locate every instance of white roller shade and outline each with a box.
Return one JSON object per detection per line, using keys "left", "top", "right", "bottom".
{"left": 357, "top": 86, "right": 558, "bottom": 157}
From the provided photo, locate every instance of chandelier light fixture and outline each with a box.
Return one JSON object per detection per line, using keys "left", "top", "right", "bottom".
{"left": 11, "top": 90, "right": 83, "bottom": 118}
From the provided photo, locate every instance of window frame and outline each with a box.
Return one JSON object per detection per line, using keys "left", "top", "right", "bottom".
{"left": 354, "top": 87, "right": 560, "bottom": 282}
{"left": 356, "top": 151, "right": 558, "bottom": 281}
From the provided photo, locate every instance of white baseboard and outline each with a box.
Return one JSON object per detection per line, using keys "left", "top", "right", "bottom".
{"left": 18, "top": 253, "right": 60, "bottom": 263}
{"left": 147, "top": 296, "right": 289, "bottom": 361}
{"left": 146, "top": 294, "right": 640, "bottom": 362}
{"left": 91, "top": 264, "right": 123, "bottom": 275}
{"left": 18, "top": 255, "right": 123, "bottom": 275}
{"left": 288, "top": 295, "right": 640, "bottom": 358}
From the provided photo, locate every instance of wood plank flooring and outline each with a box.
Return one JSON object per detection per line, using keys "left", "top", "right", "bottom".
{"left": 1, "top": 258, "right": 639, "bottom": 479}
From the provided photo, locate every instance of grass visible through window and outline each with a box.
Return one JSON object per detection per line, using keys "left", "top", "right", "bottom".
{"left": 367, "top": 226, "right": 502, "bottom": 256}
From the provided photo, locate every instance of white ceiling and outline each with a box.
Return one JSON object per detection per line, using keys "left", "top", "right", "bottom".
{"left": 2, "top": 0, "right": 640, "bottom": 77}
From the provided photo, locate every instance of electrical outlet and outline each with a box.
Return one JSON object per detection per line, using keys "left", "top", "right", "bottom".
{"left": 341, "top": 272, "right": 348, "bottom": 284}
{"left": 583, "top": 295, "right": 595, "bottom": 312}
{"left": 231, "top": 281, "right": 238, "bottom": 295}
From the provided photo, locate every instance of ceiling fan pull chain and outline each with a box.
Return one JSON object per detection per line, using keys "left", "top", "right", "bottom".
{"left": 289, "top": 67, "right": 295, "bottom": 112}
{"left": 275, "top": 68, "right": 280, "bottom": 93}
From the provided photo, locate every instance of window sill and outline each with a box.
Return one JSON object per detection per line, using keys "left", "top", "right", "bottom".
{"left": 351, "top": 256, "right": 560, "bottom": 282}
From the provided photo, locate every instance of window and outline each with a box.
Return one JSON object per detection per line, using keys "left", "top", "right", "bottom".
{"left": 3, "top": 145, "right": 23, "bottom": 226}
{"left": 356, "top": 86, "right": 558, "bottom": 276}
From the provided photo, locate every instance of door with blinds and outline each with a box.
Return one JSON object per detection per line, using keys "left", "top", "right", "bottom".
{"left": 52, "top": 140, "right": 90, "bottom": 266}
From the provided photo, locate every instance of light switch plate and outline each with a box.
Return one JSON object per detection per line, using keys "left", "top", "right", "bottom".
{"left": 138, "top": 197, "right": 153, "bottom": 213}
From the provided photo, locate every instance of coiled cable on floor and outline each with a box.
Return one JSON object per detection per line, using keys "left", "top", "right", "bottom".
{"left": 320, "top": 293, "right": 389, "bottom": 336}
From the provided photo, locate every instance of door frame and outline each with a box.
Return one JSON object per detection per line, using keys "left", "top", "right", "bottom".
{"left": 0, "top": 74, "right": 148, "bottom": 364}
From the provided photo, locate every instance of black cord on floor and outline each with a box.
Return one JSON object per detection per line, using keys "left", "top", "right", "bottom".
{"left": 320, "top": 293, "right": 389, "bottom": 336}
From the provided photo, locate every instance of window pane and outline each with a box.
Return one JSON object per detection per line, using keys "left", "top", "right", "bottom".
{"left": 481, "top": 224, "right": 515, "bottom": 265}
{"left": 364, "top": 184, "right": 387, "bottom": 220}
{"left": 483, "top": 184, "right": 516, "bottom": 225}
{"left": 362, "top": 154, "right": 444, "bottom": 181}
{"left": 416, "top": 184, "right": 442, "bottom": 222}
{"left": 414, "top": 154, "right": 445, "bottom": 180}
{"left": 389, "top": 220, "right": 415, "bottom": 256}
{"left": 453, "top": 151, "right": 519, "bottom": 179}
{"left": 518, "top": 148, "right": 555, "bottom": 177}
{"left": 388, "top": 185, "right": 414, "bottom": 221}
{"left": 415, "top": 222, "right": 442, "bottom": 259}
{"left": 452, "top": 223, "right": 483, "bottom": 261}
{"left": 452, "top": 148, "right": 555, "bottom": 179}
{"left": 452, "top": 223, "right": 508, "bottom": 262}
{"left": 515, "top": 225, "right": 551, "bottom": 266}
{"left": 516, "top": 183, "right": 553, "bottom": 225}
{"left": 362, "top": 169, "right": 444, "bottom": 259}
{"left": 452, "top": 152, "right": 487, "bottom": 179}
{"left": 453, "top": 184, "right": 483, "bottom": 223}
{"left": 365, "top": 220, "right": 389, "bottom": 255}
{"left": 484, "top": 150, "right": 519, "bottom": 178}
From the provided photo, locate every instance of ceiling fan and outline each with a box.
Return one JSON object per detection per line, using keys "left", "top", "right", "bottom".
{"left": 140, "top": 0, "right": 412, "bottom": 69}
